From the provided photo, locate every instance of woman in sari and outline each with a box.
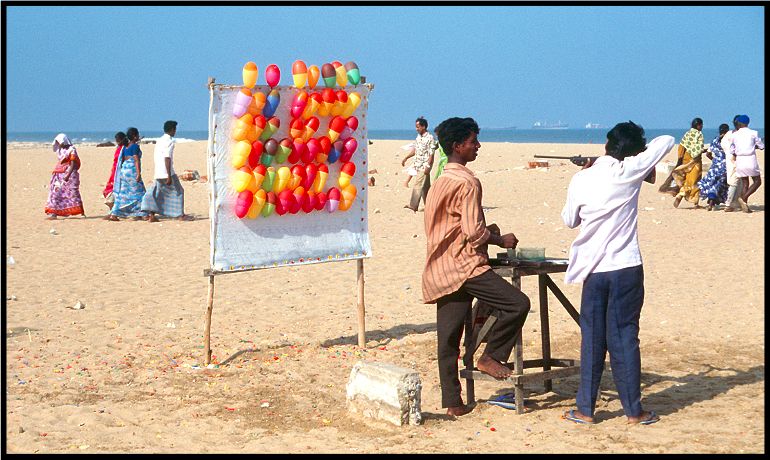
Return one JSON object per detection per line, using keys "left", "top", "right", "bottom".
{"left": 45, "top": 133, "right": 85, "bottom": 219}
{"left": 697, "top": 124, "right": 730, "bottom": 211}
{"left": 103, "top": 131, "right": 128, "bottom": 209}
{"left": 107, "top": 127, "right": 147, "bottom": 221}
{"left": 672, "top": 117, "right": 707, "bottom": 208}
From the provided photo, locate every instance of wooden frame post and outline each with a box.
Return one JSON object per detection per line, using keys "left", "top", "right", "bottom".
{"left": 204, "top": 274, "right": 215, "bottom": 365}
{"left": 357, "top": 259, "right": 366, "bottom": 348}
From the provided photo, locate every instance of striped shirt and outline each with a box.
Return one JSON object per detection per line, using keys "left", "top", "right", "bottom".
{"left": 422, "top": 163, "right": 491, "bottom": 304}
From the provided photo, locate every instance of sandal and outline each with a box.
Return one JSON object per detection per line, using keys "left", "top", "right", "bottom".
{"left": 562, "top": 409, "right": 594, "bottom": 425}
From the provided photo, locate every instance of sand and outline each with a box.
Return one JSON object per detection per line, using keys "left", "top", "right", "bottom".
{"left": 4, "top": 138, "right": 764, "bottom": 453}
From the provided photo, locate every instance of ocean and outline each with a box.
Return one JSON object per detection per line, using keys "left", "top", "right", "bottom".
{"left": 5, "top": 128, "right": 764, "bottom": 146}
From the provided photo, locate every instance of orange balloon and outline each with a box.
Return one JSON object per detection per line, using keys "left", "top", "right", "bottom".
{"left": 307, "top": 65, "right": 320, "bottom": 89}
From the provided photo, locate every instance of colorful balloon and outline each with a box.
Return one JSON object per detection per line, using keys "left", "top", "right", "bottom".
{"left": 338, "top": 161, "right": 356, "bottom": 188}
{"left": 253, "top": 115, "right": 267, "bottom": 140}
{"left": 252, "top": 92, "right": 267, "bottom": 112}
{"left": 339, "top": 183, "right": 358, "bottom": 211}
{"left": 317, "top": 136, "right": 332, "bottom": 163}
{"left": 302, "top": 190, "right": 318, "bottom": 213}
{"left": 303, "top": 163, "right": 318, "bottom": 190}
{"left": 231, "top": 166, "right": 255, "bottom": 193}
{"left": 286, "top": 138, "right": 301, "bottom": 164}
{"left": 321, "top": 63, "right": 336, "bottom": 88}
{"left": 306, "top": 138, "right": 321, "bottom": 163}
{"left": 292, "top": 138, "right": 308, "bottom": 164}
{"left": 243, "top": 62, "right": 259, "bottom": 88}
{"left": 263, "top": 89, "right": 280, "bottom": 118}
{"left": 315, "top": 191, "right": 328, "bottom": 211}
{"left": 345, "top": 61, "right": 360, "bottom": 85}
{"left": 261, "top": 138, "right": 278, "bottom": 166}
{"left": 329, "top": 139, "right": 343, "bottom": 164}
{"left": 340, "top": 138, "right": 358, "bottom": 163}
{"left": 346, "top": 116, "right": 359, "bottom": 131}
{"left": 320, "top": 88, "right": 336, "bottom": 116}
{"left": 262, "top": 167, "right": 276, "bottom": 192}
{"left": 232, "top": 140, "right": 252, "bottom": 168}
{"left": 235, "top": 190, "right": 254, "bottom": 218}
{"left": 231, "top": 113, "right": 254, "bottom": 142}
{"left": 291, "top": 91, "right": 308, "bottom": 119}
{"left": 302, "top": 92, "right": 321, "bottom": 119}
{"left": 342, "top": 92, "right": 361, "bottom": 118}
{"left": 277, "top": 189, "right": 296, "bottom": 215}
{"left": 332, "top": 61, "right": 347, "bottom": 87}
{"left": 249, "top": 189, "right": 267, "bottom": 218}
{"left": 233, "top": 88, "right": 252, "bottom": 117}
{"left": 265, "top": 64, "right": 281, "bottom": 88}
{"left": 331, "top": 90, "right": 348, "bottom": 117}
{"left": 292, "top": 60, "right": 308, "bottom": 88}
{"left": 328, "top": 116, "right": 347, "bottom": 142}
{"left": 290, "top": 164, "right": 306, "bottom": 191}
{"left": 289, "top": 118, "right": 306, "bottom": 140}
{"left": 276, "top": 138, "right": 293, "bottom": 163}
{"left": 262, "top": 191, "right": 276, "bottom": 217}
{"left": 307, "top": 65, "right": 320, "bottom": 89}
{"left": 252, "top": 164, "right": 267, "bottom": 190}
{"left": 260, "top": 117, "right": 280, "bottom": 142}
{"left": 326, "top": 187, "right": 340, "bottom": 212}
{"left": 274, "top": 166, "right": 291, "bottom": 194}
{"left": 313, "top": 163, "right": 329, "bottom": 193}
{"left": 248, "top": 140, "right": 263, "bottom": 169}
{"left": 303, "top": 116, "right": 320, "bottom": 142}
{"left": 290, "top": 186, "right": 306, "bottom": 214}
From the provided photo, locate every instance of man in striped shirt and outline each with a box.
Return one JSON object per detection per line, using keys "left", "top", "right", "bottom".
{"left": 422, "top": 117, "right": 531, "bottom": 417}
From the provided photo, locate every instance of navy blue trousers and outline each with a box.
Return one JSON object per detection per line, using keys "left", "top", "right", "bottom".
{"left": 576, "top": 265, "right": 645, "bottom": 417}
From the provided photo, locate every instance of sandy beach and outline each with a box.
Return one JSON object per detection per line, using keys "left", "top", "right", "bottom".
{"left": 5, "top": 138, "right": 764, "bottom": 453}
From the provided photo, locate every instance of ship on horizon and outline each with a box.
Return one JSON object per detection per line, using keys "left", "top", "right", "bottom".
{"left": 584, "top": 123, "right": 604, "bottom": 129}
{"left": 532, "top": 120, "right": 568, "bottom": 129}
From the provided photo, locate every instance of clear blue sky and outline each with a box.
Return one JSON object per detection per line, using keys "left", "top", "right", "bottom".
{"left": 5, "top": 5, "right": 765, "bottom": 132}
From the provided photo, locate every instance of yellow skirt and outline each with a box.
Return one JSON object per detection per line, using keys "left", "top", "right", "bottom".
{"left": 672, "top": 148, "right": 702, "bottom": 203}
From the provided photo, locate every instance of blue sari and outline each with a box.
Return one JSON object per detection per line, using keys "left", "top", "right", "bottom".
{"left": 110, "top": 143, "right": 147, "bottom": 217}
{"left": 697, "top": 135, "right": 728, "bottom": 204}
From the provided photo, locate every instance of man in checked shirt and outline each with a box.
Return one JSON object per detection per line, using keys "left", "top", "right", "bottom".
{"left": 422, "top": 117, "right": 531, "bottom": 417}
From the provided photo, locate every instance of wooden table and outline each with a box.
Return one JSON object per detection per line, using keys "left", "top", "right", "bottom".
{"left": 459, "top": 256, "right": 581, "bottom": 414}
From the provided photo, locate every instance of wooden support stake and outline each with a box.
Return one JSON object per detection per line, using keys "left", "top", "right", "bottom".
{"left": 204, "top": 274, "right": 215, "bottom": 365}
{"left": 512, "top": 274, "right": 526, "bottom": 414}
{"left": 538, "top": 274, "right": 553, "bottom": 392}
{"left": 357, "top": 259, "right": 366, "bottom": 348}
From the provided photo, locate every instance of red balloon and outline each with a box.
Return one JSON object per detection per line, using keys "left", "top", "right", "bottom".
{"left": 327, "top": 187, "right": 341, "bottom": 201}
{"left": 318, "top": 136, "right": 332, "bottom": 155}
{"left": 330, "top": 116, "right": 346, "bottom": 133}
{"left": 315, "top": 191, "right": 327, "bottom": 211}
{"left": 303, "top": 191, "right": 317, "bottom": 213}
{"left": 307, "top": 138, "right": 321, "bottom": 156}
{"left": 321, "top": 88, "right": 336, "bottom": 104}
{"left": 346, "top": 116, "right": 359, "bottom": 131}
{"left": 335, "top": 90, "right": 348, "bottom": 104}
{"left": 290, "top": 187, "right": 305, "bottom": 214}
{"left": 278, "top": 189, "right": 296, "bottom": 214}
{"left": 341, "top": 161, "right": 356, "bottom": 177}
{"left": 293, "top": 138, "right": 308, "bottom": 163}
{"left": 248, "top": 140, "right": 264, "bottom": 168}
{"left": 303, "top": 163, "right": 318, "bottom": 190}
{"left": 305, "top": 116, "right": 320, "bottom": 133}
{"left": 281, "top": 138, "right": 298, "bottom": 164}
{"left": 235, "top": 190, "right": 254, "bottom": 218}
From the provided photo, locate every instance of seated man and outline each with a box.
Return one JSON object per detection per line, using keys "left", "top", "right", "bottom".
{"left": 422, "top": 117, "right": 531, "bottom": 417}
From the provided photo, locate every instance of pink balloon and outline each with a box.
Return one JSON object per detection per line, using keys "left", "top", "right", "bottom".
{"left": 266, "top": 64, "right": 281, "bottom": 88}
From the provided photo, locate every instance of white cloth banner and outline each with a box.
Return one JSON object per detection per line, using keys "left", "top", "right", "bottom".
{"left": 207, "top": 84, "right": 372, "bottom": 272}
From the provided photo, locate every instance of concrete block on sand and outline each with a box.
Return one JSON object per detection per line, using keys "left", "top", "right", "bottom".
{"left": 346, "top": 361, "right": 422, "bottom": 426}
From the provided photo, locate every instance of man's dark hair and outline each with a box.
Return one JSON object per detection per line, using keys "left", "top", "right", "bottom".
{"left": 114, "top": 131, "right": 128, "bottom": 146}
{"left": 733, "top": 114, "right": 741, "bottom": 129}
{"left": 719, "top": 123, "right": 730, "bottom": 135}
{"left": 416, "top": 116, "right": 428, "bottom": 129}
{"left": 126, "top": 127, "right": 140, "bottom": 141}
{"left": 605, "top": 121, "right": 646, "bottom": 161}
{"left": 434, "top": 117, "right": 479, "bottom": 154}
{"left": 691, "top": 117, "right": 703, "bottom": 128}
{"left": 164, "top": 120, "right": 178, "bottom": 134}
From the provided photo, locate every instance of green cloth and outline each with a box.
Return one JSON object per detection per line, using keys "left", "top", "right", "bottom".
{"left": 680, "top": 128, "right": 704, "bottom": 159}
{"left": 433, "top": 145, "right": 448, "bottom": 180}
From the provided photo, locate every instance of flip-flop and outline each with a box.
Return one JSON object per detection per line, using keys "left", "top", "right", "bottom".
{"left": 562, "top": 409, "right": 594, "bottom": 425}
{"left": 637, "top": 411, "right": 660, "bottom": 425}
{"left": 486, "top": 393, "right": 517, "bottom": 410}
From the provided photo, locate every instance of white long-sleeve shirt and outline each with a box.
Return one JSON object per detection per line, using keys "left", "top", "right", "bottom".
{"left": 561, "top": 135, "right": 675, "bottom": 284}
{"left": 729, "top": 127, "right": 764, "bottom": 178}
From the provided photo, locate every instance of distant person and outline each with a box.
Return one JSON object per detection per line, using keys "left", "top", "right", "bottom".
{"left": 107, "top": 127, "right": 147, "bottom": 221}
{"left": 402, "top": 116, "right": 438, "bottom": 212}
{"left": 722, "top": 116, "right": 745, "bottom": 212}
{"left": 103, "top": 131, "right": 128, "bottom": 209}
{"left": 696, "top": 124, "right": 730, "bottom": 211}
{"left": 672, "top": 117, "right": 707, "bottom": 208}
{"left": 729, "top": 114, "right": 764, "bottom": 212}
{"left": 45, "top": 133, "right": 85, "bottom": 219}
{"left": 560, "top": 121, "right": 674, "bottom": 426}
{"left": 433, "top": 143, "right": 449, "bottom": 180}
{"left": 423, "top": 117, "right": 530, "bottom": 417}
{"left": 141, "top": 120, "right": 194, "bottom": 222}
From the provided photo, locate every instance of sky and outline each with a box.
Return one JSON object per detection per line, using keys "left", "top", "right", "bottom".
{"left": 4, "top": 5, "right": 765, "bottom": 133}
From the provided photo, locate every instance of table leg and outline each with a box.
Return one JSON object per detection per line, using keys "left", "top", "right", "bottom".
{"left": 538, "top": 275, "right": 552, "bottom": 392}
{"left": 512, "top": 274, "right": 525, "bottom": 414}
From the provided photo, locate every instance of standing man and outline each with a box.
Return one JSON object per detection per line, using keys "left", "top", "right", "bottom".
{"left": 560, "top": 121, "right": 674, "bottom": 425}
{"left": 730, "top": 114, "right": 764, "bottom": 212}
{"left": 672, "top": 118, "right": 707, "bottom": 208}
{"left": 141, "top": 120, "right": 194, "bottom": 222}
{"left": 402, "top": 116, "right": 438, "bottom": 212}
{"left": 423, "top": 117, "right": 530, "bottom": 417}
{"left": 722, "top": 116, "right": 745, "bottom": 212}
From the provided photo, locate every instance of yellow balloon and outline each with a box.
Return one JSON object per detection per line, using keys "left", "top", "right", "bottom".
{"left": 335, "top": 65, "right": 347, "bottom": 87}
{"left": 243, "top": 62, "right": 259, "bottom": 88}
{"left": 342, "top": 92, "right": 362, "bottom": 117}
{"left": 274, "top": 166, "right": 291, "bottom": 194}
{"left": 231, "top": 140, "right": 252, "bottom": 169}
{"left": 339, "top": 183, "right": 357, "bottom": 211}
{"left": 247, "top": 189, "right": 266, "bottom": 218}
